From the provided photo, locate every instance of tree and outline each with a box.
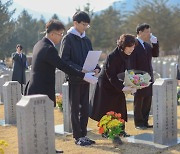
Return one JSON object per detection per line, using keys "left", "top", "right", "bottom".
{"left": 15, "top": 10, "right": 40, "bottom": 55}
{"left": 87, "top": 6, "right": 123, "bottom": 53}
{"left": 0, "top": 0, "right": 15, "bottom": 59}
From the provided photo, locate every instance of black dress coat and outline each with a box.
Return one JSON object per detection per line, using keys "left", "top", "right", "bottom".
{"left": 130, "top": 40, "right": 159, "bottom": 96}
{"left": 27, "top": 37, "right": 84, "bottom": 106}
{"left": 90, "top": 47, "right": 130, "bottom": 122}
{"left": 12, "top": 52, "right": 27, "bottom": 84}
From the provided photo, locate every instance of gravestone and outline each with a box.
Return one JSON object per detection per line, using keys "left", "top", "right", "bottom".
{"left": 16, "top": 95, "right": 55, "bottom": 154}
{"left": 25, "top": 70, "right": 30, "bottom": 84}
{"left": 55, "top": 70, "right": 65, "bottom": 93}
{"left": 89, "top": 83, "right": 96, "bottom": 101}
{"left": 3, "top": 81, "right": 21, "bottom": 124}
{"left": 153, "top": 78, "right": 177, "bottom": 145}
{"left": 170, "top": 62, "right": 177, "bottom": 79}
{"left": 62, "top": 82, "right": 72, "bottom": 133}
{"left": 0, "top": 74, "right": 10, "bottom": 104}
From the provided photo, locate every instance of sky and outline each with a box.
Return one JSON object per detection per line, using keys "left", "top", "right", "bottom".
{"left": 9, "top": 0, "right": 121, "bottom": 23}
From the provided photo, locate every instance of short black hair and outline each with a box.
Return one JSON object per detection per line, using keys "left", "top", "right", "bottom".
{"left": 46, "top": 19, "right": 65, "bottom": 33}
{"left": 16, "top": 44, "right": 23, "bottom": 50}
{"left": 136, "top": 23, "right": 150, "bottom": 34}
{"left": 73, "top": 11, "right": 90, "bottom": 23}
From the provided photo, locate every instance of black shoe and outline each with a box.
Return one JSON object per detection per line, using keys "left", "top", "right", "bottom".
{"left": 135, "top": 126, "right": 147, "bottom": 130}
{"left": 56, "top": 149, "right": 63, "bottom": 153}
{"left": 75, "top": 137, "right": 91, "bottom": 146}
{"left": 84, "top": 136, "right": 96, "bottom": 144}
{"left": 120, "top": 131, "right": 130, "bottom": 137}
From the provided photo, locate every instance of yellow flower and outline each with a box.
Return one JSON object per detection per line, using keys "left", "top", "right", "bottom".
{"left": 98, "top": 111, "right": 125, "bottom": 140}
{"left": 0, "top": 140, "right": 8, "bottom": 154}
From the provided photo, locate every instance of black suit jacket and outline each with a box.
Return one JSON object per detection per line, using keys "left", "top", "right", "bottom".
{"left": 130, "top": 40, "right": 159, "bottom": 96}
{"left": 12, "top": 52, "right": 27, "bottom": 84}
{"left": 27, "top": 37, "right": 84, "bottom": 105}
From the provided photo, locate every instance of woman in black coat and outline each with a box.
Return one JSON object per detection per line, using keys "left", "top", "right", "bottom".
{"left": 90, "top": 34, "right": 137, "bottom": 135}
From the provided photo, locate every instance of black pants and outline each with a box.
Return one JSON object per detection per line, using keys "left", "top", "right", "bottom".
{"left": 133, "top": 95, "right": 152, "bottom": 127}
{"left": 69, "top": 83, "right": 89, "bottom": 140}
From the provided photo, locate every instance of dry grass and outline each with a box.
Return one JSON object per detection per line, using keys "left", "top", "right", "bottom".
{"left": 0, "top": 99, "right": 180, "bottom": 154}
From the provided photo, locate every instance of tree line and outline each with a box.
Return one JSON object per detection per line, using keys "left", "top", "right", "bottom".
{"left": 0, "top": 0, "right": 180, "bottom": 60}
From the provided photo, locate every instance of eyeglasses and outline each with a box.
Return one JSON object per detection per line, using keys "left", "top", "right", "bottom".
{"left": 80, "top": 22, "right": 90, "bottom": 28}
{"left": 53, "top": 32, "right": 64, "bottom": 36}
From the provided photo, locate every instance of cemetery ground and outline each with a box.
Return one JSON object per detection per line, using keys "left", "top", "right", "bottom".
{"left": 0, "top": 102, "right": 180, "bottom": 154}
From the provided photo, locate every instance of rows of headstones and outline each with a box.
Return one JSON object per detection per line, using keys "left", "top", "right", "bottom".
{"left": 152, "top": 56, "right": 178, "bottom": 79}
{"left": 0, "top": 55, "right": 179, "bottom": 153}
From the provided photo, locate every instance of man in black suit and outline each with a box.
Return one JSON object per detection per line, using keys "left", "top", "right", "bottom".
{"left": 130, "top": 23, "right": 159, "bottom": 130}
{"left": 12, "top": 44, "right": 28, "bottom": 94}
{"left": 26, "top": 19, "right": 97, "bottom": 153}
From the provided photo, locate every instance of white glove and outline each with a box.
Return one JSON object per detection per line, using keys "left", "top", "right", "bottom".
{"left": 122, "top": 86, "right": 137, "bottom": 94}
{"left": 83, "top": 72, "right": 98, "bottom": 84}
{"left": 150, "top": 33, "right": 157, "bottom": 44}
{"left": 131, "top": 87, "right": 137, "bottom": 94}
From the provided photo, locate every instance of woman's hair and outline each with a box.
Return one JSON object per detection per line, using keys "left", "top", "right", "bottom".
{"left": 117, "top": 34, "right": 137, "bottom": 50}
{"left": 16, "top": 44, "right": 23, "bottom": 50}
{"left": 46, "top": 19, "right": 65, "bottom": 33}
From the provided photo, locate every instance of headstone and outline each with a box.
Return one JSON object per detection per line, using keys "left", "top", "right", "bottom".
{"left": 3, "top": 81, "right": 21, "bottom": 124}
{"left": 169, "top": 62, "right": 177, "bottom": 79}
{"left": 55, "top": 70, "right": 65, "bottom": 93}
{"left": 89, "top": 83, "right": 96, "bottom": 101}
{"left": 153, "top": 78, "right": 177, "bottom": 145}
{"left": 0, "top": 74, "right": 10, "bottom": 104}
{"left": 16, "top": 95, "right": 55, "bottom": 154}
{"left": 62, "top": 82, "right": 72, "bottom": 133}
{"left": 25, "top": 70, "right": 30, "bottom": 84}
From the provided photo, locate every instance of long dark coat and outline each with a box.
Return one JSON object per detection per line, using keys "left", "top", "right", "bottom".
{"left": 27, "top": 37, "right": 84, "bottom": 106}
{"left": 90, "top": 47, "right": 130, "bottom": 122}
{"left": 12, "top": 52, "right": 27, "bottom": 84}
{"left": 130, "top": 40, "right": 159, "bottom": 96}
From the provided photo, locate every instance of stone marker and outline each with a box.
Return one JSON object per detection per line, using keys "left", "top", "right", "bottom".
{"left": 153, "top": 78, "right": 177, "bottom": 145}
{"left": 55, "top": 70, "right": 65, "bottom": 93}
{"left": 3, "top": 81, "right": 21, "bottom": 124}
{"left": 62, "top": 82, "right": 72, "bottom": 133}
{"left": 0, "top": 74, "right": 10, "bottom": 104}
{"left": 16, "top": 95, "right": 55, "bottom": 154}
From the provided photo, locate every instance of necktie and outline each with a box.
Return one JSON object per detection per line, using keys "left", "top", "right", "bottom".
{"left": 143, "top": 42, "right": 147, "bottom": 54}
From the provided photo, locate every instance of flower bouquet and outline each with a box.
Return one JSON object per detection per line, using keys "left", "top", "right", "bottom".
{"left": 98, "top": 111, "right": 125, "bottom": 144}
{"left": 56, "top": 93, "right": 63, "bottom": 111}
{"left": 123, "top": 70, "right": 151, "bottom": 89}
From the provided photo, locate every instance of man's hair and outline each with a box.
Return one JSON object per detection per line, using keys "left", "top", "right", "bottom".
{"left": 16, "top": 44, "right": 23, "bottom": 50}
{"left": 73, "top": 11, "right": 90, "bottom": 23}
{"left": 117, "top": 34, "right": 137, "bottom": 50}
{"left": 136, "top": 23, "right": 150, "bottom": 34}
{"left": 46, "top": 19, "right": 65, "bottom": 33}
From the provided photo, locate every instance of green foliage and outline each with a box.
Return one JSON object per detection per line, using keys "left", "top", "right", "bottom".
{"left": 0, "top": 0, "right": 15, "bottom": 59}
{"left": 1, "top": 0, "right": 180, "bottom": 59}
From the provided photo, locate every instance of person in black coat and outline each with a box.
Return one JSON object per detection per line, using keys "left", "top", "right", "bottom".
{"left": 130, "top": 23, "right": 159, "bottom": 130}
{"left": 12, "top": 44, "right": 28, "bottom": 94}
{"left": 60, "top": 11, "right": 100, "bottom": 146}
{"left": 90, "top": 34, "right": 137, "bottom": 136}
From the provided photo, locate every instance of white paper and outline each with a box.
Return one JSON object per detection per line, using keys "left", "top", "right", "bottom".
{"left": 83, "top": 51, "right": 102, "bottom": 71}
